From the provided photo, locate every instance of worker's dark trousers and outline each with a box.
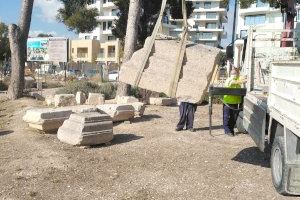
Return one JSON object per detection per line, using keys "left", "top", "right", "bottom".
{"left": 223, "top": 104, "right": 239, "bottom": 134}
{"left": 177, "top": 102, "right": 197, "bottom": 130}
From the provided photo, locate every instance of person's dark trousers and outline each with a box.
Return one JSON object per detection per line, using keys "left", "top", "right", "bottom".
{"left": 177, "top": 102, "right": 197, "bottom": 130}
{"left": 223, "top": 104, "right": 239, "bottom": 134}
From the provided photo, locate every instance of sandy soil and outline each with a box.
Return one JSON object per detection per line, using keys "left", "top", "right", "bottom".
{"left": 0, "top": 97, "right": 298, "bottom": 200}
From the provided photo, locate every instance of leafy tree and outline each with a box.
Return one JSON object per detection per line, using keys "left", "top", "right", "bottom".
{"left": 0, "top": 23, "right": 10, "bottom": 63}
{"left": 112, "top": 0, "right": 194, "bottom": 48}
{"left": 8, "top": 0, "right": 34, "bottom": 100}
{"left": 37, "top": 33, "right": 53, "bottom": 37}
{"left": 57, "top": 0, "right": 99, "bottom": 33}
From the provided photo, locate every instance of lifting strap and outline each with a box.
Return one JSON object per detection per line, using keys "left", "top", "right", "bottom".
{"left": 168, "top": 0, "right": 188, "bottom": 97}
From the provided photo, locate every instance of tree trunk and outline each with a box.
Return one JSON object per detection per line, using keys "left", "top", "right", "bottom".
{"left": 117, "top": 0, "right": 141, "bottom": 97}
{"left": 7, "top": 0, "right": 34, "bottom": 100}
{"left": 281, "top": 0, "right": 295, "bottom": 47}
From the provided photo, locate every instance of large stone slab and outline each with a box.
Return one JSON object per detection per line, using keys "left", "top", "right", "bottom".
{"left": 87, "top": 93, "right": 105, "bottom": 105}
{"left": 97, "top": 104, "right": 135, "bottom": 122}
{"left": 54, "top": 94, "right": 76, "bottom": 107}
{"left": 57, "top": 112, "right": 113, "bottom": 146}
{"left": 23, "top": 108, "right": 73, "bottom": 132}
{"left": 119, "top": 39, "right": 221, "bottom": 103}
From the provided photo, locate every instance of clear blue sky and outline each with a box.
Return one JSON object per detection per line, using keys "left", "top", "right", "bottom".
{"left": 0, "top": 0, "right": 77, "bottom": 38}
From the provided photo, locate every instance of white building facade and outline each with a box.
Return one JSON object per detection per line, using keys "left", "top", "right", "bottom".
{"left": 79, "top": 0, "right": 118, "bottom": 42}
{"left": 170, "top": 0, "right": 227, "bottom": 47}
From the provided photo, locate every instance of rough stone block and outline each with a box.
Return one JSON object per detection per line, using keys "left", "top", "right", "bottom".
{"left": 116, "top": 96, "right": 139, "bottom": 104}
{"left": 54, "top": 94, "right": 76, "bottom": 107}
{"left": 23, "top": 108, "right": 73, "bottom": 132}
{"left": 57, "top": 112, "right": 113, "bottom": 146}
{"left": 97, "top": 104, "right": 135, "bottom": 122}
{"left": 76, "top": 91, "right": 86, "bottom": 105}
{"left": 87, "top": 93, "right": 105, "bottom": 105}
{"left": 149, "top": 97, "right": 176, "bottom": 106}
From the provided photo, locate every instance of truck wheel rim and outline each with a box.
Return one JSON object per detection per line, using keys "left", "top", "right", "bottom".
{"left": 273, "top": 147, "right": 283, "bottom": 186}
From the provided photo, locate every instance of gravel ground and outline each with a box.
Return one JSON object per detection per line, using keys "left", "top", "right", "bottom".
{"left": 0, "top": 97, "right": 298, "bottom": 200}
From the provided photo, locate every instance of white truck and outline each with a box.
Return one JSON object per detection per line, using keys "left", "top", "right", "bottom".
{"left": 237, "top": 27, "right": 300, "bottom": 195}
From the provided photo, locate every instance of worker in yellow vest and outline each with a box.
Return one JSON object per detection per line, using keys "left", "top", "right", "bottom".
{"left": 223, "top": 68, "right": 246, "bottom": 136}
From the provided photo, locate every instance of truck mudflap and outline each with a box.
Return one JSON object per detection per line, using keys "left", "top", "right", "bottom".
{"left": 286, "top": 164, "right": 300, "bottom": 195}
{"left": 243, "top": 94, "right": 268, "bottom": 151}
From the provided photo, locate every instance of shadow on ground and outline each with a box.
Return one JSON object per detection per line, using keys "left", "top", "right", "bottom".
{"left": 195, "top": 125, "right": 223, "bottom": 131}
{"left": 132, "top": 114, "right": 162, "bottom": 123}
{"left": 91, "top": 134, "right": 144, "bottom": 148}
{"left": 232, "top": 146, "right": 270, "bottom": 168}
{"left": 0, "top": 130, "right": 14, "bottom": 136}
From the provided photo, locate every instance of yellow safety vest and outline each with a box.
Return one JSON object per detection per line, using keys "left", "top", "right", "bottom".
{"left": 223, "top": 76, "right": 242, "bottom": 104}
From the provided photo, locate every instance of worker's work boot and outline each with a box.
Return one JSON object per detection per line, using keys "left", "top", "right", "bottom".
{"left": 189, "top": 128, "right": 196, "bottom": 132}
{"left": 175, "top": 127, "right": 183, "bottom": 132}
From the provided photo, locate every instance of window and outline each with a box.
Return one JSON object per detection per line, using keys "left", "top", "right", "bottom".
{"left": 256, "top": 0, "right": 267, "bottom": 7}
{"left": 85, "top": 36, "right": 90, "bottom": 40}
{"left": 93, "top": 36, "right": 98, "bottom": 40}
{"left": 194, "top": 14, "right": 201, "bottom": 19}
{"left": 199, "top": 32, "right": 213, "bottom": 39}
{"left": 204, "top": 2, "right": 211, "bottom": 9}
{"left": 108, "top": 21, "right": 112, "bottom": 30}
{"left": 195, "top": 2, "right": 200, "bottom": 9}
{"left": 108, "top": 46, "right": 116, "bottom": 58}
{"left": 72, "top": 48, "right": 74, "bottom": 53}
{"left": 206, "top": 23, "right": 217, "bottom": 29}
{"left": 103, "top": 22, "right": 107, "bottom": 30}
{"left": 240, "top": 30, "right": 247, "bottom": 38}
{"left": 108, "top": 36, "right": 115, "bottom": 41}
{"left": 206, "top": 12, "right": 217, "bottom": 19}
{"left": 244, "top": 15, "right": 266, "bottom": 25}
{"left": 112, "top": 9, "right": 119, "bottom": 16}
{"left": 99, "top": 48, "right": 105, "bottom": 58}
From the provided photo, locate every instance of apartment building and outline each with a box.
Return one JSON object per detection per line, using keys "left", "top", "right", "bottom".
{"left": 69, "top": 39, "right": 121, "bottom": 64}
{"left": 169, "top": 0, "right": 227, "bottom": 47}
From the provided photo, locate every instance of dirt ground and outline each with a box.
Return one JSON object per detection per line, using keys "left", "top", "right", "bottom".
{"left": 0, "top": 96, "right": 298, "bottom": 200}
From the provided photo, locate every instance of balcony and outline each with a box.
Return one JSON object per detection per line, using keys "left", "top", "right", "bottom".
{"left": 102, "top": 29, "right": 113, "bottom": 35}
{"left": 239, "top": 6, "right": 279, "bottom": 16}
{"left": 103, "top": 2, "right": 117, "bottom": 9}
{"left": 194, "top": 17, "right": 219, "bottom": 21}
{"left": 193, "top": 8, "right": 226, "bottom": 13}
{"left": 172, "top": 27, "right": 223, "bottom": 32}
{"left": 97, "top": 16, "right": 118, "bottom": 21}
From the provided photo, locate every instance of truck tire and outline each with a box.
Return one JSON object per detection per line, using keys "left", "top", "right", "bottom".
{"left": 271, "top": 136, "right": 289, "bottom": 195}
{"left": 236, "top": 111, "right": 246, "bottom": 133}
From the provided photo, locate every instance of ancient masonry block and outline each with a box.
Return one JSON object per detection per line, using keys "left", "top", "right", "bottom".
{"left": 57, "top": 112, "right": 113, "bottom": 146}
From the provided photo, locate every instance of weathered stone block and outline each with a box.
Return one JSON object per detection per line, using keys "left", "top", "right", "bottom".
{"left": 76, "top": 91, "right": 86, "bottom": 105}
{"left": 54, "top": 94, "right": 76, "bottom": 107}
{"left": 149, "top": 97, "right": 176, "bottom": 106}
{"left": 87, "top": 93, "right": 105, "bottom": 105}
{"left": 97, "top": 104, "right": 135, "bottom": 122}
{"left": 57, "top": 112, "right": 113, "bottom": 146}
{"left": 23, "top": 108, "right": 73, "bottom": 132}
{"left": 116, "top": 96, "right": 139, "bottom": 104}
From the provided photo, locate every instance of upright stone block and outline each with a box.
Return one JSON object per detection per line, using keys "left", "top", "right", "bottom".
{"left": 87, "top": 93, "right": 105, "bottom": 105}
{"left": 54, "top": 94, "right": 76, "bottom": 107}
{"left": 57, "top": 112, "right": 114, "bottom": 146}
{"left": 76, "top": 91, "right": 86, "bottom": 105}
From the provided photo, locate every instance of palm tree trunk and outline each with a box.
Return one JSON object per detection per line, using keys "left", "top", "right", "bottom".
{"left": 7, "top": 0, "right": 34, "bottom": 100}
{"left": 117, "top": 0, "right": 141, "bottom": 97}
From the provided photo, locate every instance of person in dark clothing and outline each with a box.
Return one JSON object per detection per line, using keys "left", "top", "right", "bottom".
{"left": 176, "top": 101, "right": 197, "bottom": 132}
